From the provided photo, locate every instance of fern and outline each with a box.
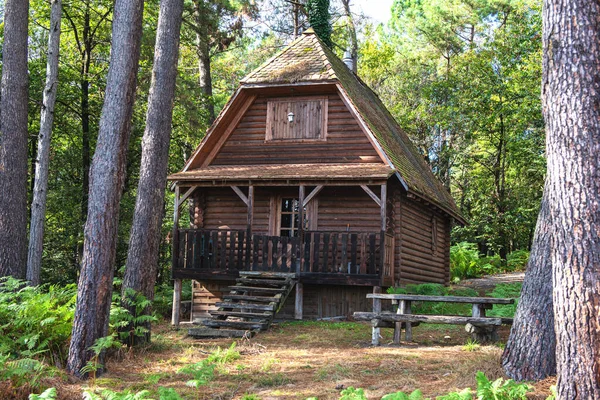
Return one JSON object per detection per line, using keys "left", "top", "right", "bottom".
{"left": 29, "top": 387, "right": 58, "bottom": 400}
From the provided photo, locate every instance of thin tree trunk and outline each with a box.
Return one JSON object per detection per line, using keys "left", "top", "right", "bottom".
{"left": 502, "top": 184, "right": 555, "bottom": 381}
{"left": 193, "top": 0, "right": 215, "bottom": 124}
{"left": 543, "top": 0, "right": 600, "bottom": 397}
{"left": 122, "top": 0, "right": 184, "bottom": 346}
{"left": 27, "top": 0, "right": 63, "bottom": 286}
{"left": 0, "top": 0, "right": 30, "bottom": 280}
{"left": 67, "top": 0, "right": 144, "bottom": 378}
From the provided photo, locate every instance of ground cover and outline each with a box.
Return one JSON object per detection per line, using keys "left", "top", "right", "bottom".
{"left": 45, "top": 320, "right": 554, "bottom": 400}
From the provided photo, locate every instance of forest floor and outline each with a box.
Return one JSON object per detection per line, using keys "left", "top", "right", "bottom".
{"left": 51, "top": 273, "right": 555, "bottom": 400}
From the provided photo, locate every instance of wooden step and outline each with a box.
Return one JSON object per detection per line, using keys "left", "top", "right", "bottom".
{"left": 209, "top": 310, "right": 273, "bottom": 319}
{"left": 203, "top": 320, "right": 268, "bottom": 330}
{"left": 215, "top": 302, "right": 276, "bottom": 311}
{"left": 222, "top": 294, "right": 281, "bottom": 303}
{"left": 188, "top": 327, "right": 255, "bottom": 339}
{"left": 239, "top": 271, "right": 297, "bottom": 279}
{"left": 236, "top": 278, "right": 291, "bottom": 287}
{"left": 228, "top": 285, "right": 287, "bottom": 293}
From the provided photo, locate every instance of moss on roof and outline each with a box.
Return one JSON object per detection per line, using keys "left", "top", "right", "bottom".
{"left": 241, "top": 30, "right": 462, "bottom": 221}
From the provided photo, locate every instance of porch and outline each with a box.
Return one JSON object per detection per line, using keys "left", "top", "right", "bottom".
{"left": 172, "top": 228, "right": 395, "bottom": 286}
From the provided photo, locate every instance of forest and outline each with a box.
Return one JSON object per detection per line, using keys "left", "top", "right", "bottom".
{"left": 0, "top": 0, "right": 598, "bottom": 399}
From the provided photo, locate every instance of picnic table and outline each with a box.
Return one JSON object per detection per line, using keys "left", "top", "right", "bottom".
{"left": 353, "top": 293, "right": 515, "bottom": 345}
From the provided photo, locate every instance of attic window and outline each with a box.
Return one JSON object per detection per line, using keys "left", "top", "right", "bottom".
{"left": 266, "top": 97, "right": 328, "bottom": 141}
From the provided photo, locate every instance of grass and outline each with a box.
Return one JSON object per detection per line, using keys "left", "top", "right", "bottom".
{"left": 19, "top": 319, "right": 554, "bottom": 400}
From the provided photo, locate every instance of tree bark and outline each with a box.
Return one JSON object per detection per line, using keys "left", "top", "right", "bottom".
{"left": 122, "top": 0, "right": 184, "bottom": 346}
{"left": 67, "top": 0, "right": 144, "bottom": 378}
{"left": 0, "top": 0, "right": 30, "bottom": 280}
{"left": 502, "top": 184, "right": 555, "bottom": 381}
{"left": 543, "top": 0, "right": 600, "bottom": 397}
{"left": 27, "top": 0, "right": 63, "bottom": 286}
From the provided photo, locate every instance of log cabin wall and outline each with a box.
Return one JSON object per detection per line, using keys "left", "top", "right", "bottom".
{"left": 315, "top": 186, "right": 382, "bottom": 232}
{"left": 210, "top": 93, "right": 382, "bottom": 166}
{"left": 398, "top": 194, "right": 451, "bottom": 285}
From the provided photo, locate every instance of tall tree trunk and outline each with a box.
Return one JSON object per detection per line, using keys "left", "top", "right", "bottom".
{"left": 193, "top": 0, "right": 215, "bottom": 124}
{"left": 122, "top": 0, "right": 184, "bottom": 346}
{"left": 502, "top": 184, "right": 555, "bottom": 381}
{"left": 66, "top": 0, "right": 144, "bottom": 378}
{"left": 27, "top": 0, "right": 63, "bottom": 286}
{"left": 543, "top": 0, "right": 600, "bottom": 397}
{"left": 0, "top": 0, "right": 30, "bottom": 280}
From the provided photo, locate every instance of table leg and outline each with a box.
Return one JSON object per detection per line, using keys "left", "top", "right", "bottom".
{"left": 399, "top": 300, "right": 412, "bottom": 341}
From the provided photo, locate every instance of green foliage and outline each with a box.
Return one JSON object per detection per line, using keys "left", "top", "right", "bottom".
{"left": 206, "top": 342, "right": 240, "bottom": 365}
{"left": 80, "top": 334, "right": 121, "bottom": 385}
{"left": 307, "top": 0, "right": 332, "bottom": 47}
{"left": 339, "top": 387, "right": 367, "bottom": 400}
{"left": 450, "top": 242, "right": 489, "bottom": 280}
{"left": 506, "top": 250, "right": 529, "bottom": 272}
{"left": 0, "top": 277, "right": 76, "bottom": 364}
{"left": 0, "top": 355, "right": 57, "bottom": 392}
{"left": 112, "top": 289, "right": 158, "bottom": 346}
{"left": 381, "top": 389, "right": 424, "bottom": 400}
{"left": 474, "top": 371, "right": 531, "bottom": 400}
{"left": 360, "top": 0, "right": 544, "bottom": 257}
{"left": 436, "top": 388, "right": 472, "bottom": 400}
{"left": 82, "top": 388, "right": 153, "bottom": 400}
{"left": 387, "top": 283, "right": 478, "bottom": 315}
{"left": 240, "top": 395, "right": 261, "bottom": 400}
{"left": 486, "top": 283, "right": 522, "bottom": 318}
{"left": 461, "top": 339, "right": 480, "bottom": 352}
{"left": 178, "top": 342, "right": 239, "bottom": 388}
{"left": 29, "top": 387, "right": 58, "bottom": 400}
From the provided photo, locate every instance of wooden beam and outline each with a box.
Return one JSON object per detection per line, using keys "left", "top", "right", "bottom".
{"left": 171, "top": 279, "right": 182, "bottom": 327}
{"left": 380, "top": 183, "right": 387, "bottom": 232}
{"left": 298, "top": 185, "right": 305, "bottom": 237}
{"left": 295, "top": 283, "right": 304, "bottom": 320}
{"left": 247, "top": 186, "right": 254, "bottom": 230}
{"left": 361, "top": 185, "right": 381, "bottom": 207}
{"left": 177, "top": 186, "right": 197, "bottom": 209}
{"left": 302, "top": 185, "right": 323, "bottom": 207}
{"left": 230, "top": 186, "right": 248, "bottom": 205}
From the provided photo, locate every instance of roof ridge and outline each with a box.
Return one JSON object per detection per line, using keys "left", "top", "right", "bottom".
{"left": 240, "top": 34, "right": 308, "bottom": 84}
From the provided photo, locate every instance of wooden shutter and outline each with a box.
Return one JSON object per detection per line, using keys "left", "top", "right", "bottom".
{"left": 266, "top": 97, "right": 327, "bottom": 141}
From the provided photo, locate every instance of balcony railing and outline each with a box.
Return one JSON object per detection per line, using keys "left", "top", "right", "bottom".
{"left": 173, "top": 229, "right": 394, "bottom": 285}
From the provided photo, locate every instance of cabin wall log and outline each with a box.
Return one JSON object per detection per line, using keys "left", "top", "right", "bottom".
{"left": 399, "top": 196, "right": 450, "bottom": 284}
{"left": 210, "top": 94, "right": 382, "bottom": 165}
{"left": 316, "top": 187, "right": 381, "bottom": 232}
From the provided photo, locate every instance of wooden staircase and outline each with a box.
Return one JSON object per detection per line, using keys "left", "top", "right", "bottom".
{"left": 188, "top": 271, "right": 296, "bottom": 338}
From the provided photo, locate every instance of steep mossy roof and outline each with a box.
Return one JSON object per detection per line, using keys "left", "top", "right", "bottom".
{"left": 242, "top": 30, "right": 463, "bottom": 222}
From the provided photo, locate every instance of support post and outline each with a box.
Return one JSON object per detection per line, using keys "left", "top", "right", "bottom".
{"left": 400, "top": 300, "right": 412, "bottom": 341}
{"left": 172, "top": 278, "right": 182, "bottom": 327}
{"left": 295, "top": 282, "right": 304, "bottom": 320}
{"left": 380, "top": 183, "right": 387, "bottom": 232}
{"left": 298, "top": 185, "right": 305, "bottom": 238}
{"left": 246, "top": 186, "right": 254, "bottom": 269}
{"left": 171, "top": 186, "right": 182, "bottom": 327}
{"left": 372, "top": 286, "right": 382, "bottom": 345}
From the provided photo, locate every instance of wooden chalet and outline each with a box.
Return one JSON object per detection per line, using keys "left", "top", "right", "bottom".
{"left": 168, "top": 29, "right": 465, "bottom": 327}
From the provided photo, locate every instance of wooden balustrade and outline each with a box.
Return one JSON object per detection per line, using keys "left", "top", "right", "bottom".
{"left": 173, "top": 229, "right": 392, "bottom": 282}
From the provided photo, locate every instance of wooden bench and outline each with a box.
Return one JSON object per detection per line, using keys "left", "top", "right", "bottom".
{"left": 353, "top": 293, "right": 515, "bottom": 345}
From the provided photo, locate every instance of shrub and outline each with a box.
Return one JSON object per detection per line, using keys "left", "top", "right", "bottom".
{"left": 506, "top": 250, "right": 530, "bottom": 271}
{"left": 450, "top": 242, "right": 483, "bottom": 280}
{"left": 486, "top": 283, "right": 522, "bottom": 318}
{"left": 0, "top": 277, "right": 76, "bottom": 365}
{"left": 387, "top": 284, "right": 478, "bottom": 316}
